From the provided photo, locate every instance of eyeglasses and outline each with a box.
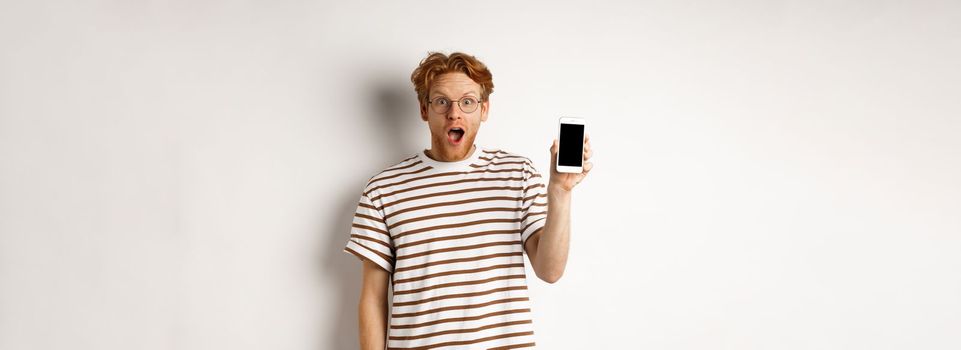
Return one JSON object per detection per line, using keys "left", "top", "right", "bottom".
{"left": 427, "top": 96, "right": 483, "bottom": 114}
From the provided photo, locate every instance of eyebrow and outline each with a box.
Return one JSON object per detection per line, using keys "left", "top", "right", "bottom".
{"left": 429, "top": 90, "right": 479, "bottom": 98}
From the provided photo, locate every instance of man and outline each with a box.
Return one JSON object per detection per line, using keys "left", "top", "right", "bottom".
{"left": 343, "top": 52, "right": 593, "bottom": 349}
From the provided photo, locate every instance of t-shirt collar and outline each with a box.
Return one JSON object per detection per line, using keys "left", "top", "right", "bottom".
{"left": 418, "top": 144, "right": 483, "bottom": 171}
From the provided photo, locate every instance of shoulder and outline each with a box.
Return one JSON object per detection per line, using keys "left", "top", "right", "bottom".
{"left": 361, "top": 153, "right": 425, "bottom": 195}
{"left": 477, "top": 146, "right": 542, "bottom": 177}
{"left": 478, "top": 147, "right": 532, "bottom": 164}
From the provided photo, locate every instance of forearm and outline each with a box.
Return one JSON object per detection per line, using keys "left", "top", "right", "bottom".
{"left": 358, "top": 297, "right": 388, "bottom": 350}
{"left": 358, "top": 259, "right": 390, "bottom": 350}
{"left": 533, "top": 185, "right": 572, "bottom": 282}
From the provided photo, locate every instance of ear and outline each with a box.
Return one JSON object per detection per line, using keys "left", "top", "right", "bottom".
{"left": 480, "top": 100, "right": 489, "bottom": 122}
{"left": 420, "top": 102, "right": 429, "bottom": 122}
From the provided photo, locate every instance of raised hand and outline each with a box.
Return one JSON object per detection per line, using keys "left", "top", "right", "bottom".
{"left": 548, "top": 133, "right": 593, "bottom": 192}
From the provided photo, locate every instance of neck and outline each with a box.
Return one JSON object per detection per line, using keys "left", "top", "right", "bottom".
{"left": 426, "top": 144, "right": 475, "bottom": 162}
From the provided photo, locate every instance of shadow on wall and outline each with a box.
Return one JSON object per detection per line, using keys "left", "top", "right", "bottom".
{"left": 373, "top": 78, "right": 422, "bottom": 154}
{"left": 317, "top": 74, "right": 421, "bottom": 349}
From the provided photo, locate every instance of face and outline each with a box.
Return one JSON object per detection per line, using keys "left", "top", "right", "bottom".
{"left": 420, "top": 72, "right": 489, "bottom": 161}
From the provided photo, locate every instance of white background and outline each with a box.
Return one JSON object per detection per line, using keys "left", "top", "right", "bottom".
{"left": 1, "top": 1, "right": 959, "bottom": 349}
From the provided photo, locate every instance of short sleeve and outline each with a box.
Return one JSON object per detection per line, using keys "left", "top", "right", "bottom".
{"left": 520, "top": 160, "right": 549, "bottom": 245}
{"left": 343, "top": 192, "right": 395, "bottom": 273}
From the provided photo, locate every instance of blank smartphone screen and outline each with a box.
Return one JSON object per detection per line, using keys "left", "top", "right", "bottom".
{"left": 558, "top": 123, "right": 585, "bottom": 167}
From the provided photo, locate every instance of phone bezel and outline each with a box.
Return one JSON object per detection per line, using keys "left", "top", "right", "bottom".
{"left": 556, "top": 117, "right": 586, "bottom": 174}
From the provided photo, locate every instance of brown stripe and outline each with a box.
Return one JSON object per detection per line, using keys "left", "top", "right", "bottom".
{"left": 352, "top": 223, "right": 389, "bottom": 236}
{"left": 381, "top": 186, "right": 525, "bottom": 209}
{"left": 522, "top": 217, "right": 546, "bottom": 233}
{"left": 366, "top": 156, "right": 419, "bottom": 183}
{"left": 524, "top": 228, "right": 544, "bottom": 245}
{"left": 478, "top": 154, "right": 527, "bottom": 162}
{"left": 391, "top": 297, "right": 529, "bottom": 318}
{"left": 349, "top": 241, "right": 394, "bottom": 265}
{"left": 350, "top": 234, "right": 391, "bottom": 249}
{"left": 521, "top": 193, "right": 546, "bottom": 202}
{"left": 354, "top": 212, "right": 383, "bottom": 223}
{"left": 522, "top": 183, "right": 545, "bottom": 193}
{"left": 390, "top": 308, "right": 530, "bottom": 330}
{"left": 389, "top": 207, "right": 522, "bottom": 230}
{"left": 480, "top": 150, "right": 521, "bottom": 157}
{"left": 392, "top": 285, "right": 528, "bottom": 307}
{"left": 394, "top": 263, "right": 525, "bottom": 284}
{"left": 367, "top": 168, "right": 533, "bottom": 197}
{"left": 385, "top": 196, "right": 520, "bottom": 221}
{"left": 470, "top": 160, "right": 529, "bottom": 168}
{"left": 489, "top": 342, "right": 536, "bottom": 350}
{"left": 371, "top": 176, "right": 525, "bottom": 203}
{"left": 396, "top": 229, "right": 520, "bottom": 250}
{"left": 344, "top": 246, "right": 392, "bottom": 271}
{"left": 396, "top": 240, "right": 519, "bottom": 261}
{"left": 520, "top": 211, "right": 546, "bottom": 223}
{"left": 387, "top": 331, "right": 534, "bottom": 350}
{"left": 393, "top": 274, "right": 526, "bottom": 296}
{"left": 381, "top": 158, "right": 422, "bottom": 172}
{"left": 394, "top": 251, "right": 522, "bottom": 273}
{"left": 359, "top": 202, "right": 378, "bottom": 210}
{"left": 389, "top": 319, "right": 532, "bottom": 341}
{"left": 476, "top": 159, "right": 526, "bottom": 166}
{"left": 393, "top": 218, "right": 521, "bottom": 240}
{"left": 369, "top": 166, "right": 432, "bottom": 186}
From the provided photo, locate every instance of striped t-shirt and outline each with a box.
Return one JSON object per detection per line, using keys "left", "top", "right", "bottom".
{"left": 344, "top": 145, "right": 548, "bottom": 350}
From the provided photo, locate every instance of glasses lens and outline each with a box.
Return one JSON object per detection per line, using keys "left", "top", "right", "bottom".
{"left": 460, "top": 98, "right": 478, "bottom": 113}
{"left": 431, "top": 97, "right": 451, "bottom": 114}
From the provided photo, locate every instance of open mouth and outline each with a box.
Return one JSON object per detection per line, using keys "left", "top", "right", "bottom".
{"left": 447, "top": 127, "right": 465, "bottom": 144}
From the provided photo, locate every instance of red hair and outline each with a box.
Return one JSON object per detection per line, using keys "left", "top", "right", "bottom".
{"left": 410, "top": 52, "right": 494, "bottom": 108}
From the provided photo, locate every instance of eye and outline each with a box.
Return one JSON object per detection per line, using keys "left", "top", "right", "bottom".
{"left": 462, "top": 98, "right": 476, "bottom": 106}
{"left": 435, "top": 97, "right": 450, "bottom": 106}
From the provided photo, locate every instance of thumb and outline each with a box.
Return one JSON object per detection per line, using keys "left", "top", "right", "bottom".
{"left": 550, "top": 139, "right": 558, "bottom": 171}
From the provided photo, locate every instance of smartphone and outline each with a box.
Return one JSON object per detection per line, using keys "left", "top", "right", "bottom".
{"left": 556, "top": 117, "right": 586, "bottom": 173}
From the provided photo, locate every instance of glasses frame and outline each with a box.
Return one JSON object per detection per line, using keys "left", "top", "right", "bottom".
{"left": 426, "top": 96, "right": 484, "bottom": 114}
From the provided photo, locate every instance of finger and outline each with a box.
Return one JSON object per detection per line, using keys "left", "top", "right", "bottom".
{"left": 584, "top": 133, "right": 590, "bottom": 143}
{"left": 583, "top": 148, "right": 593, "bottom": 160}
{"left": 583, "top": 161, "right": 593, "bottom": 173}
{"left": 549, "top": 139, "right": 558, "bottom": 172}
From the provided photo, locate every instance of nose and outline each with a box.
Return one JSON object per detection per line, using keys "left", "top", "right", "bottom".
{"left": 446, "top": 104, "right": 463, "bottom": 120}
